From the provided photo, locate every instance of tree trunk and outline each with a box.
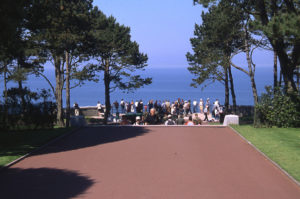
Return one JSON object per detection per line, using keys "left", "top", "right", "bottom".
{"left": 18, "top": 80, "right": 26, "bottom": 115}
{"left": 244, "top": 27, "right": 259, "bottom": 126}
{"left": 273, "top": 50, "right": 278, "bottom": 89}
{"left": 3, "top": 65, "right": 8, "bottom": 108}
{"left": 104, "top": 59, "right": 111, "bottom": 125}
{"left": 245, "top": 30, "right": 258, "bottom": 105}
{"left": 55, "top": 56, "right": 64, "bottom": 127}
{"left": 3, "top": 65, "right": 8, "bottom": 128}
{"left": 224, "top": 66, "right": 230, "bottom": 114}
{"left": 297, "top": 66, "right": 300, "bottom": 92}
{"left": 65, "top": 51, "right": 70, "bottom": 128}
{"left": 228, "top": 64, "right": 237, "bottom": 113}
{"left": 273, "top": 43, "right": 297, "bottom": 93}
{"left": 254, "top": 2, "right": 297, "bottom": 93}
{"left": 279, "top": 69, "right": 283, "bottom": 87}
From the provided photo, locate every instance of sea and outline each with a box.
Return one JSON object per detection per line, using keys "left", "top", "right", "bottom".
{"left": 1, "top": 66, "right": 275, "bottom": 107}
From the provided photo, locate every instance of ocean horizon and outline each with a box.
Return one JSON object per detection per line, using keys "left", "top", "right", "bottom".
{"left": 1, "top": 66, "right": 275, "bottom": 107}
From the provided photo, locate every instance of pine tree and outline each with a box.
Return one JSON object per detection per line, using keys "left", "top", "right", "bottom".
{"left": 27, "top": 0, "right": 94, "bottom": 127}
{"left": 90, "top": 13, "right": 152, "bottom": 124}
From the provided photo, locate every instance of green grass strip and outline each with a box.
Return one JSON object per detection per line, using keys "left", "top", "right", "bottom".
{"left": 232, "top": 125, "right": 300, "bottom": 182}
{"left": 0, "top": 128, "right": 72, "bottom": 167}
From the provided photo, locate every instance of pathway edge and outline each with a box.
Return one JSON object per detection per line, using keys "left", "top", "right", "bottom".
{"left": 1, "top": 127, "right": 82, "bottom": 171}
{"left": 229, "top": 126, "right": 300, "bottom": 187}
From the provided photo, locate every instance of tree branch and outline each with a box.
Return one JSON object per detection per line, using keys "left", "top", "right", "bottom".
{"left": 36, "top": 71, "right": 55, "bottom": 95}
{"left": 230, "top": 61, "right": 249, "bottom": 75}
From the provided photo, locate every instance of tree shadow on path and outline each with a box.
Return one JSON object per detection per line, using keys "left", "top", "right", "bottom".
{"left": 0, "top": 167, "right": 94, "bottom": 199}
{"left": 35, "top": 126, "right": 150, "bottom": 155}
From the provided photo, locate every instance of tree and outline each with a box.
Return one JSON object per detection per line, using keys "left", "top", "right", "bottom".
{"left": 91, "top": 14, "right": 152, "bottom": 124}
{"left": 27, "top": 0, "right": 94, "bottom": 127}
{"left": 187, "top": 2, "right": 243, "bottom": 112}
{"left": 194, "top": 0, "right": 300, "bottom": 93}
{"left": 0, "top": 0, "right": 40, "bottom": 127}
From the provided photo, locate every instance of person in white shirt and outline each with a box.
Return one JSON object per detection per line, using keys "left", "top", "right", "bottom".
{"left": 120, "top": 99, "right": 125, "bottom": 113}
{"left": 97, "top": 101, "right": 102, "bottom": 116}
{"left": 193, "top": 100, "right": 197, "bottom": 113}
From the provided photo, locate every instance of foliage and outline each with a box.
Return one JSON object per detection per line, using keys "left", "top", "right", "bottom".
{"left": 90, "top": 12, "right": 152, "bottom": 123}
{"left": 25, "top": 0, "right": 95, "bottom": 127}
{"left": 187, "top": 1, "right": 243, "bottom": 88}
{"left": 91, "top": 14, "right": 152, "bottom": 92}
{"left": 0, "top": 88, "right": 56, "bottom": 130}
{"left": 194, "top": 0, "right": 300, "bottom": 92}
{"left": 256, "top": 87, "right": 300, "bottom": 128}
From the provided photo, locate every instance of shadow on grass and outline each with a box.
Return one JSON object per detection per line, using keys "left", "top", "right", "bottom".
{"left": 0, "top": 167, "right": 94, "bottom": 199}
{"left": 0, "top": 128, "right": 70, "bottom": 166}
{"left": 34, "top": 126, "right": 150, "bottom": 156}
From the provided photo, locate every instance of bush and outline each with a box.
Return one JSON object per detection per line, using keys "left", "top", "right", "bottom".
{"left": 0, "top": 87, "right": 56, "bottom": 130}
{"left": 256, "top": 86, "right": 300, "bottom": 128}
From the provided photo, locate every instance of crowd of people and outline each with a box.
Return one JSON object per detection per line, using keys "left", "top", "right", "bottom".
{"left": 95, "top": 98, "right": 225, "bottom": 125}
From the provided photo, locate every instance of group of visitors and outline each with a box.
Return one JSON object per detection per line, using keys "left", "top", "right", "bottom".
{"left": 108, "top": 98, "right": 224, "bottom": 125}
{"left": 119, "top": 108, "right": 203, "bottom": 126}
{"left": 97, "top": 98, "right": 222, "bottom": 116}
{"left": 75, "top": 98, "right": 224, "bottom": 125}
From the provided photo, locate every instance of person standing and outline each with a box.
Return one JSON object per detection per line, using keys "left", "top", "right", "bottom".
{"left": 126, "top": 101, "right": 131, "bottom": 113}
{"left": 138, "top": 100, "right": 143, "bottom": 113}
{"left": 193, "top": 100, "right": 197, "bottom": 113}
{"left": 120, "top": 99, "right": 125, "bottom": 113}
{"left": 113, "top": 100, "right": 119, "bottom": 113}
{"left": 165, "top": 100, "right": 170, "bottom": 114}
{"left": 97, "top": 101, "right": 102, "bottom": 116}
{"left": 213, "top": 99, "right": 220, "bottom": 111}
{"left": 199, "top": 98, "right": 204, "bottom": 114}
{"left": 214, "top": 107, "right": 220, "bottom": 121}
{"left": 206, "top": 98, "right": 210, "bottom": 114}
{"left": 203, "top": 105, "right": 209, "bottom": 121}
{"left": 148, "top": 100, "right": 154, "bottom": 113}
{"left": 74, "top": 102, "right": 80, "bottom": 116}
{"left": 183, "top": 101, "right": 189, "bottom": 116}
{"left": 135, "top": 100, "right": 139, "bottom": 112}
{"left": 131, "top": 100, "right": 135, "bottom": 113}
{"left": 187, "top": 100, "right": 191, "bottom": 114}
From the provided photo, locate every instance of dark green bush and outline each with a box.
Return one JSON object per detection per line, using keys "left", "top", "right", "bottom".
{"left": 256, "top": 86, "right": 300, "bottom": 128}
{"left": 1, "top": 87, "right": 56, "bottom": 130}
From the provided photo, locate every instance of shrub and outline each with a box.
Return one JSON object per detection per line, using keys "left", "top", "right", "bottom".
{"left": 1, "top": 87, "right": 56, "bottom": 130}
{"left": 256, "top": 86, "right": 300, "bottom": 128}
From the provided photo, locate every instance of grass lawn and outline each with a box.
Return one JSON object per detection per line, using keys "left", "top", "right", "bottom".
{"left": 232, "top": 125, "right": 300, "bottom": 182}
{"left": 0, "top": 128, "right": 72, "bottom": 167}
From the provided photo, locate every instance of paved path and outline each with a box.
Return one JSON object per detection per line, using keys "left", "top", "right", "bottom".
{"left": 1, "top": 126, "right": 300, "bottom": 199}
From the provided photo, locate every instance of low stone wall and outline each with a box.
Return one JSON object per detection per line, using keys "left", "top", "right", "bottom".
{"left": 70, "top": 106, "right": 100, "bottom": 117}
{"left": 227, "top": 105, "right": 254, "bottom": 117}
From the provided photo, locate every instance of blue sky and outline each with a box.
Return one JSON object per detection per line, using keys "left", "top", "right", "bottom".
{"left": 93, "top": 0, "right": 275, "bottom": 69}
{"left": 94, "top": 0, "right": 203, "bottom": 68}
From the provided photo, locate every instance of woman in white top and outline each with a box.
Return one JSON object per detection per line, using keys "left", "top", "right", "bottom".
{"left": 199, "top": 99, "right": 204, "bottom": 114}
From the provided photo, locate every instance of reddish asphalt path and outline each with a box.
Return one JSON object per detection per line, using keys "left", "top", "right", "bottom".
{"left": 1, "top": 126, "right": 300, "bottom": 199}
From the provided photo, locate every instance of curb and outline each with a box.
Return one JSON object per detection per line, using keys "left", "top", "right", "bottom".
{"left": 229, "top": 126, "right": 300, "bottom": 187}
{"left": 87, "top": 125, "right": 226, "bottom": 128}
{"left": 1, "top": 127, "right": 82, "bottom": 171}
